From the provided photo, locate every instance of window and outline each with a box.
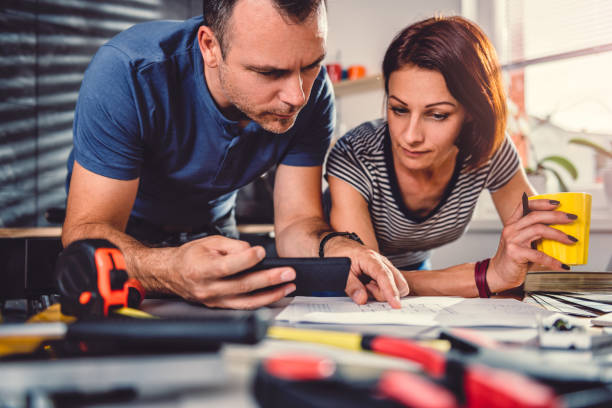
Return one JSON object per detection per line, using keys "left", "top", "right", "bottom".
{"left": 496, "top": 0, "right": 612, "bottom": 188}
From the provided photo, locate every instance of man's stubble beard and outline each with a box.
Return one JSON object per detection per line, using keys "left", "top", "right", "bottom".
{"left": 218, "top": 64, "right": 298, "bottom": 135}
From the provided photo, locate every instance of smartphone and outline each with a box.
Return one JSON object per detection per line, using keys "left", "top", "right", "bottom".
{"left": 243, "top": 257, "right": 351, "bottom": 296}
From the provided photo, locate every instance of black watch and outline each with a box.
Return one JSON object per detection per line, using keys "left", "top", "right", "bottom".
{"left": 319, "top": 231, "right": 364, "bottom": 258}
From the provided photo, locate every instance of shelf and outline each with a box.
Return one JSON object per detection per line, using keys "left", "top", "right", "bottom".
{"left": 332, "top": 74, "right": 383, "bottom": 97}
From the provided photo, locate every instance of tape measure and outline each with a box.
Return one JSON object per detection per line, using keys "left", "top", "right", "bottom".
{"left": 55, "top": 239, "right": 144, "bottom": 319}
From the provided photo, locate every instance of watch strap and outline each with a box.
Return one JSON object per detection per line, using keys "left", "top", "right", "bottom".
{"left": 319, "top": 232, "right": 364, "bottom": 258}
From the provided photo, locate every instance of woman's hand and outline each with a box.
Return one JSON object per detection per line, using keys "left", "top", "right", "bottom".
{"left": 487, "top": 198, "right": 578, "bottom": 293}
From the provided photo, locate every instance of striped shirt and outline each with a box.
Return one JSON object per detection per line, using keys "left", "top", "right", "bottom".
{"left": 325, "top": 119, "right": 520, "bottom": 268}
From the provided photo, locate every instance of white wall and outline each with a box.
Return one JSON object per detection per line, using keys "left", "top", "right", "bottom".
{"left": 325, "top": 0, "right": 462, "bottom": 73}
{"left": 324, "top": 0, "right": 462, "bottom": 138}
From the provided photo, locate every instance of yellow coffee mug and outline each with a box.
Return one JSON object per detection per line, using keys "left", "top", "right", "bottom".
{"left": 528, "top": 192, "right": 591, "bottom": 265}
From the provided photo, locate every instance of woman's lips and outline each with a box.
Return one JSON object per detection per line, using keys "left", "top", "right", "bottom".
{"left": 401, "top": 147, "right": 429, "bottom": 157}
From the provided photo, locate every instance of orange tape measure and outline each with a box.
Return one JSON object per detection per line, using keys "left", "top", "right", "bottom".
{"left": 55, "top": 239, "right": 144, "bottom": 319}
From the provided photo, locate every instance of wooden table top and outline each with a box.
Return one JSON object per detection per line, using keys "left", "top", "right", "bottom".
{"left": 0, "top": 227, "right": 62, "bottom": 238}
{"left": 0, "top": 224, "right": 274, "bottom": 239}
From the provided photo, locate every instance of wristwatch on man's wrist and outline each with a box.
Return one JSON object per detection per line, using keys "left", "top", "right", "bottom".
{"left": 318, "top": 231, "right": 364, "bottom": 258}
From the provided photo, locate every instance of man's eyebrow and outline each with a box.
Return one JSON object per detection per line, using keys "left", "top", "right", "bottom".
{"left": 389, "top": 96, "right": 456, "bottom": 108}
{"left": 246, "top": 53, "right": 326, "bottom": 72}
{"left": 304, "top": 53, "right": 326, "bottom": 69}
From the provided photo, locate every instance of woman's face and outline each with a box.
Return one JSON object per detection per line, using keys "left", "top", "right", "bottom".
{"left": 387, "top": 65, "right": 468, "bottom": 173}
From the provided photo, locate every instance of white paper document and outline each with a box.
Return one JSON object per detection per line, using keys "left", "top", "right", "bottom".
{"left": 526, "top": 294, "right": 598, "bottom": 317}
{"left": 275, "top": 296, "right": 555, "bottom": 327}
{"left": 591, "top": 312, "right": 612, "bottom": 327}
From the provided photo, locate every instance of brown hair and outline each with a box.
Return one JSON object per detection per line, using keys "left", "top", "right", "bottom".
{"left": 203, "top": 0, "right": 326, "bottom": 58}
{"left": 382, "top": 16, "right": 507, "bottom": 170}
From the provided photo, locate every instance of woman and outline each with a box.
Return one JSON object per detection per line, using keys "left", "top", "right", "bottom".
{"left": 326, "top": 16, "right": 577, "bottom": 301}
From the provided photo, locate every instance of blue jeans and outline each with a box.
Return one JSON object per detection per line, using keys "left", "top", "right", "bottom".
{"left": 126, "top": 211, "right": 238, "bottom": 247}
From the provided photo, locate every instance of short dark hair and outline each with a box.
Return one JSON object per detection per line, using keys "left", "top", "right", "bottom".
{"left": 203, "top": 0, "right": 325, "bottom": 57}
{"left": 382, "top": 16, "right": 507, "bottom": 170}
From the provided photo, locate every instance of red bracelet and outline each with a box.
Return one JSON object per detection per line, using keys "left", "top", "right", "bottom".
{"left": 474, "top": 258, "right": 492, "bottom": 298}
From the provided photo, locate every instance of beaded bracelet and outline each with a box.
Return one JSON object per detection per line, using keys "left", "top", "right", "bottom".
{"left": 474, "top": 258, "right": 492, "bottom": 298}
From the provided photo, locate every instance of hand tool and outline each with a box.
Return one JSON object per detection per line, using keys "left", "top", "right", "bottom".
{"left": 254, "top": 353, "right": 458, "bottom": 408}
{"left": 55, "top": 239, "right": 145, "bottom": 318}
{"left": 0, "top": 309, "right": 271, "bottom": 358}
{"left": 268, "top": 326, "right": 449, "bottom": 377}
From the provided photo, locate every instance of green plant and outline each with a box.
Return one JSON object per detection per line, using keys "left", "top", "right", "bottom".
{"left": 525, "top": 155, "right": 578, "bottom": 192}
{"left": 507, "top": 102, "right": 581, "bottom": 192}
{"left": 568, "top": 138, "right": 612, "bottom": 159}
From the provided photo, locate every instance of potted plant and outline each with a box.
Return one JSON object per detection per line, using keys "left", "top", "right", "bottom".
{"left": 525, "top": 155, "right": 578, "bottom": 193}
{"left": 507, "top": 100, "right": 578, "bottom": 193}
{"left": 568, "top": 138, "right": 612, "bottom": 160}
{"left": 569, "top": 138, "right": 612, "bottom": 205}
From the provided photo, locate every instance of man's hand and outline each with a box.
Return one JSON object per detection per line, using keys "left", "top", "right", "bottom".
{"left": 158, "top": 236, "right": 296, "bottom": 309}
{"left": 272, "top": 164, "right": 408, "bottom": 308}
{"left": 324, "top": 237, "right": 409, "bottom": 309}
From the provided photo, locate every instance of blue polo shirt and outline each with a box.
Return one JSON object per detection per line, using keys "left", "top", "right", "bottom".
{"left": 67, "top": 16, "right": 334, "bottom": 229}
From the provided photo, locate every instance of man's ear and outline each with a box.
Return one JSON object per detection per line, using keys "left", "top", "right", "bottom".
{"left": 198, "top": 26, "right": 221, "bottom": 68}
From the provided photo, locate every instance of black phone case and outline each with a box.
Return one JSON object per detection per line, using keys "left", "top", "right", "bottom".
{"left": 245, "top": 257, "right": 351, "bottom": 296}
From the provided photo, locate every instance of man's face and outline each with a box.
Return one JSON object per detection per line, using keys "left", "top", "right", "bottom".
{"left": 214, "top": 0, "right": 327, "bottom": 134}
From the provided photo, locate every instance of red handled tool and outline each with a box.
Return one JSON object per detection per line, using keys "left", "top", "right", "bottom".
{"left": 265, "top": 327, "right": 612, "bottom": 407}
{"left": 255, "top": 353, "right": 458, "bottom": 408}
{"left": 267, "top": 326, "right": 448, "bottom": 378}
{"left": 362, "top": 334, "right": 447, "bottom": 378}
{"left": 463, "top": 364, "right": 560, "bottom": 408}
{"left": 55, "top": 239, "right": 144, "bottom": 318}
{"left": 253, "top": 352, "right": 612, "bottom": 408}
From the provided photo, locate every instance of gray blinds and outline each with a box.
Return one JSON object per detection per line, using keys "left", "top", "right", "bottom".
{"left": 0, "top": 0, "right": 197, "bottom": 227}
{"left": 502, "top": 0, "right": 612, "bottom": 67}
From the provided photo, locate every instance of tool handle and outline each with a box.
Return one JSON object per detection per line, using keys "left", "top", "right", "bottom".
{"left": 66, "top": 312, "right": 269, "bottom": 346}
{"left": 363, "top": 335, "right": 446, "bottom": 378}
{"left": 464, "top": 364, "right": 562, "bottom": 408}
{"left": 378, "top": 370, "right": 458, "bottom": 408}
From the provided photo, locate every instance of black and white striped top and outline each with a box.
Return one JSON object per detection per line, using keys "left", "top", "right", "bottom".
{"left": 325, "top": 119, "right": 521, "bottom": 268}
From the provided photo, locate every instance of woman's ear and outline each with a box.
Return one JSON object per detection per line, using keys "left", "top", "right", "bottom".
{"left": 198, "top": 26, "right": 221, "bottom": 68}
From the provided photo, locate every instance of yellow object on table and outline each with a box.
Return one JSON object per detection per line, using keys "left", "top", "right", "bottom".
{"left": 0, "top": 304, "right": 73, "bottom": 357}
{"left": 0, "top": 304, "right": 155, "bottom": 358}
{"left": 529, "top": 192, "right": 591, "bottom": 265}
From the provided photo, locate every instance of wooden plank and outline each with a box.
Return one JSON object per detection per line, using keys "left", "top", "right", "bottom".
{"left": 0, "top": 225, "right": 274, "bottom": 238}
{"left": 0, "top": 228, "right": 62, "bottom": 238}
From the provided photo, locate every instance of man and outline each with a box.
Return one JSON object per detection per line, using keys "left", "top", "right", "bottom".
{"left": 63, "top": 0, "right": 409, "bottom": 309}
